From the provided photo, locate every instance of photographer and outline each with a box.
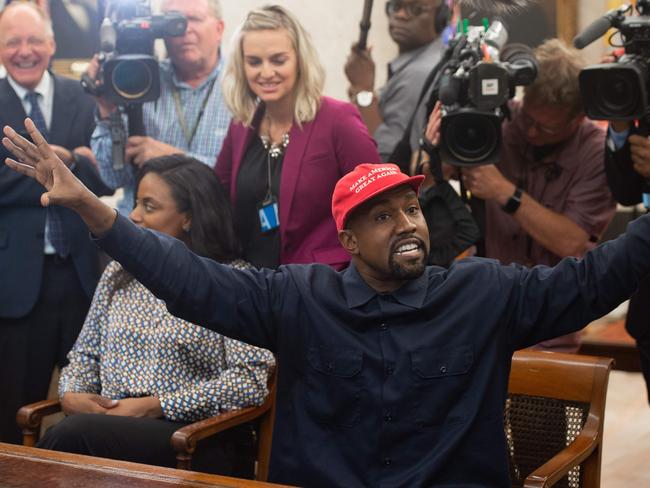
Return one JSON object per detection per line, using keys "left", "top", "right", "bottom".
{"left": 89, "top": 0, "right": 230, "bottom": 215}
{"left": 604, "top": 107, "right": 650, "bottom": 404}
{"left": 427, "top": 39, "right": 617, "bottom": 351}
{"left": 344, "top": 0, "right": 447, "bottom": 161}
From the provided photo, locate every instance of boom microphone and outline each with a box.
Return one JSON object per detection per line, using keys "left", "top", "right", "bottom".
{"left": 573, "top": 5, "right": 630, "bottom": 49}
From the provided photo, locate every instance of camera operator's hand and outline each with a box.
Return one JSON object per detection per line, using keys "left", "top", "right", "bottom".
{"left": 462, "top": 164, "right": 515, "bottom": 205}
{"left": 424, "top": 101, "right": 442, "bottom": 147}
{"left": 125, "top": 136, "right": 182, "bottom": 167}
{"left": 344, "top": 42, "right": 375, "bottom": 95}
{"left": 86, "top": 55, "right": 116, "bottom": 119}
{"left": 628, "top": 134, "right": 650, "bottom": 179}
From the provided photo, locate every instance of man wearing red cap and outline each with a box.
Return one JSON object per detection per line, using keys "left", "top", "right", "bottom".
{"left": 4, "top": 122, "right": 650, "bottom": 487}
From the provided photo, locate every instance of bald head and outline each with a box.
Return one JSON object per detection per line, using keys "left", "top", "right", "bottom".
{"left": 0, "top": 2, "right": 56, "bottom": 90}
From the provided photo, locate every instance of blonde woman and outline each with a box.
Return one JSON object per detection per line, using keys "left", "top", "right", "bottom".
{"left": 216, "top": 4, "right": 381, "bottom": 270}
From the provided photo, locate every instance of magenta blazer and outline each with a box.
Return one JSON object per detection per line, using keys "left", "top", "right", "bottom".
{"left": 216, "top": 96, "right": 381, "bottom": 269}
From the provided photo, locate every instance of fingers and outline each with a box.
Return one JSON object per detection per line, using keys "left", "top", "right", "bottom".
{"left": 424, "top": 102, "right": 442, "bottom": 145}
{"left": 124, "top": 145, "right": 143, "bottom": 166}
{"left": 4, "top": 157, "right": 37, "bottom": 178}
{"left": 24, "top": 118, "right": 55, "bottom": 158}
{"left": 127, "top": 136, "right": 147, "bottom": 147}
{"left": 3, "top": 126, "right": 41, "bottom": 162}
{"left": 92, "top": 394, "right": 119, "bottom": 409}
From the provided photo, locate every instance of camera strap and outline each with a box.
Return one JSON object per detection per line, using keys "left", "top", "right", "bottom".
{"left": 171, "top": 76, "right": 218, "bottom": 148}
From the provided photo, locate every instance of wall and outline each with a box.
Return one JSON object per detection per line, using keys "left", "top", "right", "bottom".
{"left": 150, "top": 0, "right": 619, "bottom": 101}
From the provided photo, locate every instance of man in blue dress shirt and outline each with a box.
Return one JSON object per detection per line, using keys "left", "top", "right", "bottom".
{"left": 4, "top": 123, "right": 650, "bottom": 486}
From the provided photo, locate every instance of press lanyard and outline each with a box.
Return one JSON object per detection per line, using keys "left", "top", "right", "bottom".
{"left": 171, "top": 76, "right": 217, "bottom": 148}
{"left": 257, "top": 133, "right": 289, "bottom": 233}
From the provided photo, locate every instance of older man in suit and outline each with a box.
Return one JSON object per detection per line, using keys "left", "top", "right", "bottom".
{"left": 0, "top": 1, "right": 112, "bottom": 443}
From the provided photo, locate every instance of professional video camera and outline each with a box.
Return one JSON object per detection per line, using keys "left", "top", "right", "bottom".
{"left": 437, "top": 20, "right": 538, "bottom": 166}
{"left": 83, "top": 0, "right": 186, "bottom": 105}
{"left": 574, "top": 1, "right": 650, "bottom": 121}
{"left": 81, "top": 0, "right": 186, "bottom": 169}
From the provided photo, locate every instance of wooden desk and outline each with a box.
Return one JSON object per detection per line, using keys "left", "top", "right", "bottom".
{"left": 0, "top": 443, "right": 291, "bottom": 487}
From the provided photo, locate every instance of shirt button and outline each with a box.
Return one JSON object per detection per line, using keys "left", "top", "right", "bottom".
{"left": 384, "top": 412, "right": 393, "bottom": 422}
{"left": 384, "top": 457, "right": 392, "bottom": 465}
{"left": 385, "top": 365, "right": 394, "bottom": 376}
{"left": 379, "top": 322, "right": 388, "bottom": 331}
{"left": 440, "top": 365, "right": 447, "bottom": 374}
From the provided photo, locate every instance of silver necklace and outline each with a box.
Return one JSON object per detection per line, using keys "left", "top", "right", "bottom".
{"left": 260, "top": 132, "right": 290, "bottom": 159}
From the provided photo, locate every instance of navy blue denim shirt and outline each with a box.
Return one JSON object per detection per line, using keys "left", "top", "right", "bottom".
{"left": 97, "top": 213, "right": 650, "bottom": 487}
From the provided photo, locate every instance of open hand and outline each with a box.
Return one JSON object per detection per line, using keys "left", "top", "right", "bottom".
{"left": 3, "top": 119, "right": 87, "bottom": 209}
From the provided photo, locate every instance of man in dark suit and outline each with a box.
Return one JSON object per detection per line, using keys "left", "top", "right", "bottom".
{"left": 0, "top": 1, "right": 112, "bottom": 443}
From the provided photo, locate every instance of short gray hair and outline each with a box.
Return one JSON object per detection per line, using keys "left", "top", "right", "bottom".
{"left": 161, "top": 0, "right": 222, "bottom": 20}
{"left": 206, "top": 0, "right": 222, "bottom": 19}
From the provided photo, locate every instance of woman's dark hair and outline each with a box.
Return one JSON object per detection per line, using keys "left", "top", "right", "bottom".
{"left": 135, "top": 155, "right": 241, "bottom": 262}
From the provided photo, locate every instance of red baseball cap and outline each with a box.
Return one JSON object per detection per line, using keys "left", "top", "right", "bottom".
{"left": 332, "top": 163, "right": 425, "bottom": 231}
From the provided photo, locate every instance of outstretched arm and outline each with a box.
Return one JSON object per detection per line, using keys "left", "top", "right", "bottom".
{"left": 3, "top": 119, "right": 117, "bottom": 235}
{"left": 4, "top": 119, "right": 283, "bottom": 353}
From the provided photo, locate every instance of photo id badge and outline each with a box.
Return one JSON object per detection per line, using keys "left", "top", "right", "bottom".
{"left": 258, "top": 196, "right": 280, "bottom": 233}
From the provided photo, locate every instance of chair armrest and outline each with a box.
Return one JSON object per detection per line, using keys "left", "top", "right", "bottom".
{"left": 16, "top": 399, "right": 63, "bottom": 447}
{"left": 523, "top": 414, "right": 600, "bottom": 488}
{"left": 171, "top": 402, "right": 272, "bottom": 456}
{"left": 16, "top": 399, "right": 62, "bottom": 431}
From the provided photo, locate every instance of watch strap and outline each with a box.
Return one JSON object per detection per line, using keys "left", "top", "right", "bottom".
{"left": 502, "top": 187, "right": 523, "bottom": 214}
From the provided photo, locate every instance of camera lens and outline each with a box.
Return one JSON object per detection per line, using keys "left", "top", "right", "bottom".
{"left": 444, "top": 112, "right": 499, "bottom": 164}
{"left": 111, "top": 59, "right": 153, "bottom": 100}
{"left": 596, "top": 71, "right": 640, "bottom": 116}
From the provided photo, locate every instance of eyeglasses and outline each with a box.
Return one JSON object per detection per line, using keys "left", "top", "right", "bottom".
{"left": 520, "top": 109, "right": 570, "bottom": 136}
{"left": 385, "top": 0, "right": 435, "bottom": 18}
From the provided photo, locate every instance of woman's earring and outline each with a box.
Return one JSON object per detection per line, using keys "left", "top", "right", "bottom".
{"left": 182, "top": 224, "right": 191, "bottom": 232}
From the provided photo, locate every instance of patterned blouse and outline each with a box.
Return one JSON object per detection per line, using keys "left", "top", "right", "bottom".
{"left": 59, "top": 260, "right": 275, "bottom": 422}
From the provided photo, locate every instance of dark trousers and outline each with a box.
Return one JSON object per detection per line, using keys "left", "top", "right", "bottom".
{"left": 0, "top": 256, "right": 90, "bottom": 444}
{"left": 37, "top": 414, "right": 256, "bottom": 477}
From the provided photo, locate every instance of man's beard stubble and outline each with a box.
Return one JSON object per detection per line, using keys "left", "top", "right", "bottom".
{"left": 388, "top": 252, "right": 428, "bottom": 281}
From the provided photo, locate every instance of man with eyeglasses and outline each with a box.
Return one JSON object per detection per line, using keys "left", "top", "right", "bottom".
{"left": 428, "top": 38, "right": 617, "bottom": 352}
{"left": 344, "top": 0, "right": 448, "bottom": 161}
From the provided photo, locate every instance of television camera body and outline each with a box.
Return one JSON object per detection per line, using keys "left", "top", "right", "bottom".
{"left": 576, "top": 0, "right": 650, "bottom": 123}
{"left": 437, "top": 20, "right": 538, "bottom": 166}
{"left": 81, "top": 0, "right": 187, "bottom": 169}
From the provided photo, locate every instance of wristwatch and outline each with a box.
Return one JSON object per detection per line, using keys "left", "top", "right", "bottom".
{"left": 502, "top": 187, "right": 523, "bottom": 214}
{"left": 355, "top": 90, "right": 374, "bottom": 108}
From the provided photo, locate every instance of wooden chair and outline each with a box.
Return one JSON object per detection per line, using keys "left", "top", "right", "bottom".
{"left": 16, "top": 365, "right": 277, "bottom": 481}
{"left": 506, "top": 350, "right": 614, "bottom": 488}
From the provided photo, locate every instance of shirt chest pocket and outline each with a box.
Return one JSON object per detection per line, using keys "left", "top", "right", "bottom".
{"left": 305, "top": 346, "right": 364, "bottom": 428}
{"left": 409, "top": 344, "right": 474, "bottom": 426}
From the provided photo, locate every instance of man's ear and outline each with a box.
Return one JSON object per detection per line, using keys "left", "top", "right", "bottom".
{"left": 338, "top": 229, "right": 360, "bottom": 256}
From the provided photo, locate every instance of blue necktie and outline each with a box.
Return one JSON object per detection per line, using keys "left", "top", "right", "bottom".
{"left": 26, "top": 92, "right": 69, "bottom": 258}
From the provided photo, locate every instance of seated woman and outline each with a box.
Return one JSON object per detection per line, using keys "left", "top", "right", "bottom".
{"left": 37, "top": 155, "right": 275, "bottom": 477}
{"left": 217, "top": 4, "right": 381, "bottom": 270}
